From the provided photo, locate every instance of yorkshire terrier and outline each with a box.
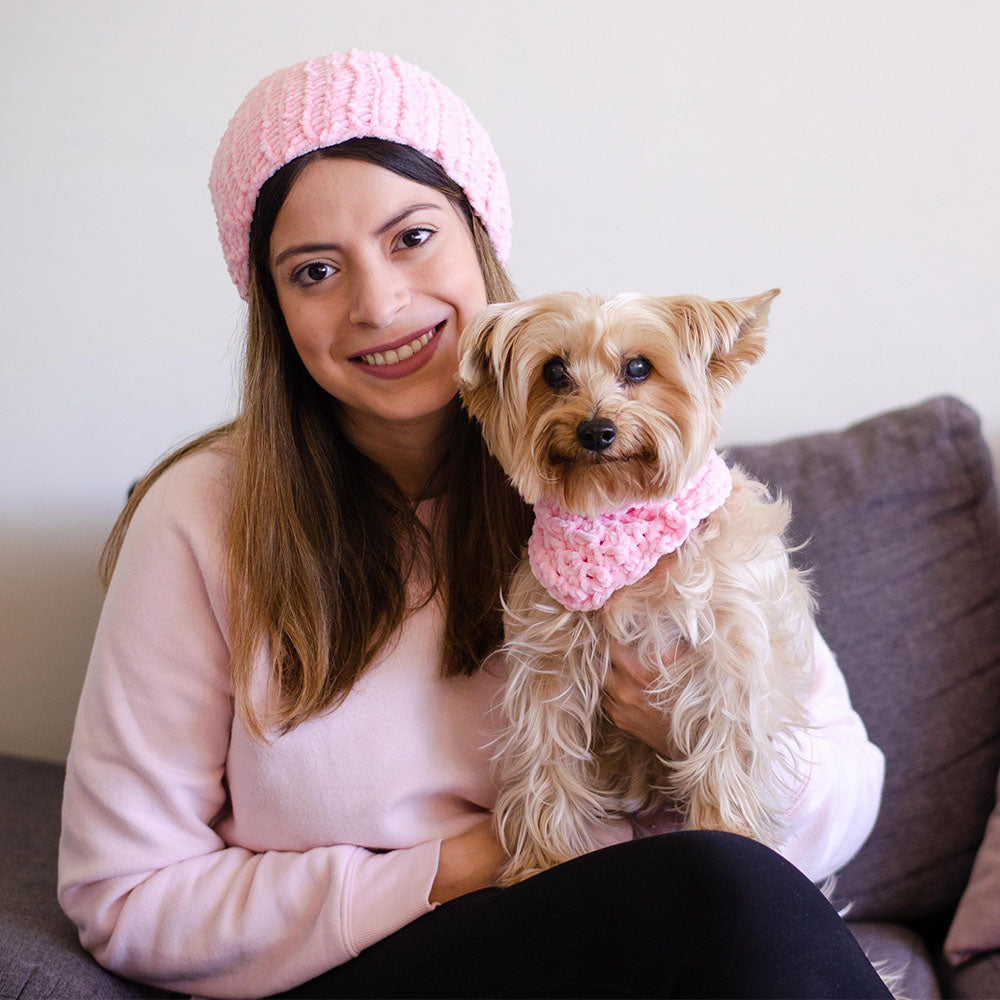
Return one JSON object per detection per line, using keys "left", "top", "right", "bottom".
{"left": 457, "top": 289, "right": 817, "bottom": 886}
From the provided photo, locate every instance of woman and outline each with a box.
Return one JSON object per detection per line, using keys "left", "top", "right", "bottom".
{"left": 58, "top": 49, "right": 888, "bottom": 998}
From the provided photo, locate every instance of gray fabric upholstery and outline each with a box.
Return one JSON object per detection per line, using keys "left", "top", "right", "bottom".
{"left": 0, "top": 753, "right": 175, "bottom": 998}
{"left": 729, "top": 395, "right": 1000, "bottom": 924}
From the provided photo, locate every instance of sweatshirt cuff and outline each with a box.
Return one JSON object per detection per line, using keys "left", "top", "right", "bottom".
{"left": 343, "top": 838, "right": 442, "bottom": 958}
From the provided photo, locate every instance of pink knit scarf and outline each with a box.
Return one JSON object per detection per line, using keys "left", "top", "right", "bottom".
{"left": 527, "top": 451, "right": 733, "bottom": 612}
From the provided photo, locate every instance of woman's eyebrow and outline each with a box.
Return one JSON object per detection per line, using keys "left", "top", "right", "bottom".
{"left": 272, "top": 203, "right": 445, "bottom": 267}
{"left": 273, "top": 242, "right": 340, "bottom": 266}
{"left": 374, "top": 202, "right": 443, "bottom": 236}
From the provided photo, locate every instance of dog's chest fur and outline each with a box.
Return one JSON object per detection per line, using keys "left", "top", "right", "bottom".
{"left": 504, "top": 468, "right": 815, "bottom": 826}
{"left": 598, "top": 470, "right": 779, "bottom": 646}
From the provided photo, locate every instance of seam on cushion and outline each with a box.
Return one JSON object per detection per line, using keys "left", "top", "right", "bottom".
{"left": 3, "top": 969, "right": 29, "bottom": 1000}
{"left": 19, "top": 963, "right": 40, "bottom": 999}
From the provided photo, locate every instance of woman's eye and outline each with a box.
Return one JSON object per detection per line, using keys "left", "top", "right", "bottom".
{"left": 396, "top": 227, "right": 435, "bottom": 250}
{"left": 623, "top": 356, "right": 652, "bottom": 383}
{"left": 542, "top": 357, "right": 573, "bottom": 391}
{"left": 293, "top": 262, "right": 335, "bottom": 286}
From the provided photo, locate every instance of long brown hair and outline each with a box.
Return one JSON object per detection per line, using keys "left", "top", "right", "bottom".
{"left": 102, "top": 139, "right": 531, "bottom": 737}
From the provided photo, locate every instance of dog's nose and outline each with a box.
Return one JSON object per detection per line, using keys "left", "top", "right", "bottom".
{"left": 576, "top": 418, "right": 617, "bottom": 452}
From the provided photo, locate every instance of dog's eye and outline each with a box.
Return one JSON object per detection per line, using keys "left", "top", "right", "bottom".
{"left": 542, "top": 357, "right": 573, "bottom": 391}
{"left": 623, "top": 356, "right": 652, "bottom": 383}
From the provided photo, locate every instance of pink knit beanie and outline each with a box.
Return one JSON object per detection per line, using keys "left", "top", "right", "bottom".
{"left": 209, "top": 49, "right": 512, "bottom": 300}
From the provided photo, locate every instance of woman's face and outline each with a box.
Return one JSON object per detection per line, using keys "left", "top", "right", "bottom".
{"left": 268, "top": 157, "right": 489, "bottom": 441}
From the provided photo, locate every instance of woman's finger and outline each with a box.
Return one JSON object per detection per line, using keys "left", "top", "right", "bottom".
{"left": 608, "top": 638, "right": 682, "bottom": 683}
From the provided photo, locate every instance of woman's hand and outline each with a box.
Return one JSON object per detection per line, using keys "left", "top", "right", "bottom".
{"left": 430, "top": 817, "right": 507, "bottom": 904}
{"left": 604, "top": 639, "right": 681, "bottom": 759}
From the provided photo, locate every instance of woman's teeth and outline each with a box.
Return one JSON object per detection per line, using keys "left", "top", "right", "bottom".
{"left": 362, "top": 328, "right": 436, "bottom": 367}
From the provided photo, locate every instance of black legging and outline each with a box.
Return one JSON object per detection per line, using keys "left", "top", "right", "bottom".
{"left": 275, "top": 831, "right": 890, "bottom": 999}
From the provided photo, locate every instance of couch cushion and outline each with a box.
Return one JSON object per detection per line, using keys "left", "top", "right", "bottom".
{"left": 848, "top": 920, "right": 942, "bottom": 999}
{"left": 940, "top": 948, "right": 1000, "bottom": 999}
{"left": 728, "top": 395, "right": 1000, "bottom": 922}
{"left": 945, "top": 764, "right": 1000, "bottom": 962}
{"left": 0, "top": 753, "right": 178, "bottom": 998}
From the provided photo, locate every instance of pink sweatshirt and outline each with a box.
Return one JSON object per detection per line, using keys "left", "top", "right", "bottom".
{"left": 58, "top": 447, "right": 885, "bottom": 998}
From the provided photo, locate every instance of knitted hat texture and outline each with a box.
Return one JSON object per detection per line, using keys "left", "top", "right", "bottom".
{"left": 209, "top": 49, "right": 512, "bottom": 300}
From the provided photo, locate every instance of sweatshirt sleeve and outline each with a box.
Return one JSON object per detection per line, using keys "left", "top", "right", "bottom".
{"left": 776, "top": 628, "right": 885, "bottom": 883}
{"left": 57, "top": 455, "right": 441, "bottom": 999}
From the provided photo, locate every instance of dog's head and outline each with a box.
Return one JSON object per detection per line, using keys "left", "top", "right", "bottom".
{"left": 457, "top": 289, "right": 778, "bottom": 515}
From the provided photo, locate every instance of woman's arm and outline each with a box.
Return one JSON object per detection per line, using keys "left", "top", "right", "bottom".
{"left": 605, "top": 628, "right": 885, "bottom": 883}
{"left": 430, "top": 818, "right": 506, "bottom": 903}
{"left": 769, "top": 628, "right": 885, "bottom": 882}
{"left": 58, "top": 452, "right": 446, "bottom": 998}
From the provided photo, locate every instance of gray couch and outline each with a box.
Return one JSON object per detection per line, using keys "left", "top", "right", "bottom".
{"left": 3, "top": 395, "right": 1000, "bottom": 999}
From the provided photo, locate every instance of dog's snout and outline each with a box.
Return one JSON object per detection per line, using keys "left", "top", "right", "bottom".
{"left": 576, "top": 418, "right": 617, "bottom": 452}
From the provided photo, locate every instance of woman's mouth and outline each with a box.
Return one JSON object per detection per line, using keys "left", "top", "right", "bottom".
{"left": 361, "top": 328, "right": 435, "bottom": 366}
{"left": 350, "top": 322, "right": 445, "bottom": 370}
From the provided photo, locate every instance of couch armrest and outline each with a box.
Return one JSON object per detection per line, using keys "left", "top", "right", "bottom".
{"left": 0, "top": 753, "right": 179, "bottom": 999}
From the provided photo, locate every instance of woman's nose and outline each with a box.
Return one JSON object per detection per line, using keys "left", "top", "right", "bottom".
{"left": 348, "top": 260, "right": 409, "bottom": 329}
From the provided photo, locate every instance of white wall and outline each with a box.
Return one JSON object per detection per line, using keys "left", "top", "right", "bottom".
{"left": 2, "top": 0, "right": 998, "bottom": 762}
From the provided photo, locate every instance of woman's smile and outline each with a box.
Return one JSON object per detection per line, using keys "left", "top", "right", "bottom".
{"left": 349, "top": 319, "right": 447, "bottom": 379}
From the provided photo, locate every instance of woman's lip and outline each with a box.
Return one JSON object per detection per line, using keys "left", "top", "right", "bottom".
{"left": 348, "top": 321, "right": 447, "bottom": 380}
{"left": 348, "top": 322, "right": 444, "bottom": 360}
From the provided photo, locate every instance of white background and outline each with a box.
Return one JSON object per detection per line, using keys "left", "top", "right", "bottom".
{"left": 2, "top": 0, "right": 998, "bottom": 761}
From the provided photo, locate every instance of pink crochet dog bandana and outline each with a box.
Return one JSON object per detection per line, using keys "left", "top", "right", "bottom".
{"left": 528, "top": 451, "right": 733, "bottom": 612}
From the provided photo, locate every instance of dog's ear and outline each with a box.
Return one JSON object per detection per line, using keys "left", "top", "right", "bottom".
{"left": 704, "top": 288, "right": 779, "bottom": 393}
{"left": 457, "top": 299, "right": 543, "bottom": 401}
{"left": 456, "top": 300, "right": 541, "bottom": 460}
{"left": 456, "top": 302, "right": 512, "bottom": 393}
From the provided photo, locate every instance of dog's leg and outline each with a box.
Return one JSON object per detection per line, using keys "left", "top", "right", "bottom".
{"left": 603, "top": 487, "right": 815, "bottom": 848}
{"left": 650, "top": 569, "right": 813, "bottom": 845}
{"left": 493, "top": 570, "right": 622, "bottom": 885}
